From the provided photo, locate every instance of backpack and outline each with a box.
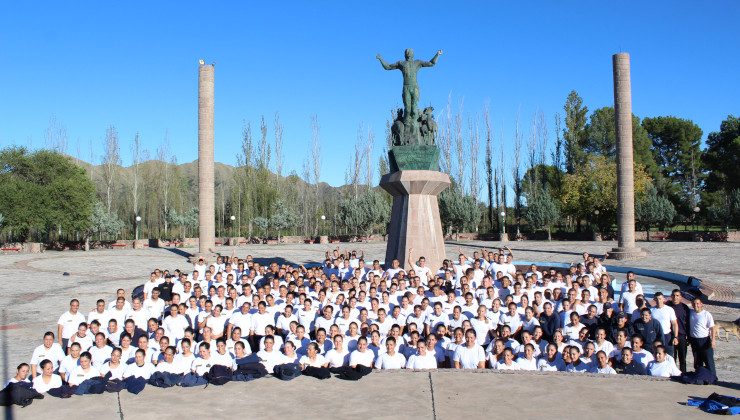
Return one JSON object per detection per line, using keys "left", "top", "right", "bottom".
{"left": 205, "top": 365, "right": 233, "bottom": 386}
{"left": 272, "top": 363, "right": 302, "bottom": 381}
{"left": 124, "top": 376, "right": 147, "bottom": 394}
{"left": 105, "top": 379, "right": 126, "bottom": 393}
{"left": 47, "top": 384, "right": 75, "bottom": 399}
{"left": 676, "top": 367, "right": 718, "bottom": 385}
{"left": 74, "top": 377, "right": 107, "bottom": 395}
{"left": 180, "top": 372, "right": 208, "bottom": 387}
{"left": 302, "top": 366, "right": 331, "bottom": 380}
{"left": 148, "top": 372, "right": 183, "bottom": 388}
{"left": 0, "top": 382, "right": 44, "bottom": 407}
{"left": 236, "top": 362, "right": 268, "bottom": 378}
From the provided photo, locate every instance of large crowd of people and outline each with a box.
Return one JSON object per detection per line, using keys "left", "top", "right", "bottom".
{"left": 11, "top": 247, "right": 718, "bottom": 394}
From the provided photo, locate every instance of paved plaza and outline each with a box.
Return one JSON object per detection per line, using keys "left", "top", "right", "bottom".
{"left": 1, "top": 240, "right": 738, "bottom": 418}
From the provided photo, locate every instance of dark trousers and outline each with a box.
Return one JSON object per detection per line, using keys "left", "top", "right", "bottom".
{"left": 674, "top": 334, "right": 688, "bottom": 373}
{"left": 62, "top": 338, "right": 69, "bottom": 355}
{"left": 689, "top": 336, "right": 715, "bottom": 375}
{"left": 248, "top": 335, "right": 263, "bottom": 353}
{"left": 662, "top": 333, "right": 674, "bottom": 361}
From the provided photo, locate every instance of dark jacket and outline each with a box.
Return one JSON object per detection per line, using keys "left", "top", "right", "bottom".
{"left": 615, "top": 360, "right": 646, "bottom": 375}
{"left": 632, "top": 318, "right": 664, "bottom": 351}
{"left": 538, "top": 313, "right": 559, "bottom": 342}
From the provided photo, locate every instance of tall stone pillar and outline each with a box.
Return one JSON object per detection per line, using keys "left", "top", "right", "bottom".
{"left": 381, "top": 170, "right": 450, "bottom": 272}
{"left": 197, "top": 61, "right": 216, "bottom": 259}
{"left": 609, "top": 53, "right": 646, "bottom": 260}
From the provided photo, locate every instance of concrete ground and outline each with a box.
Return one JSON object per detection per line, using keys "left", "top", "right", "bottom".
{"left": 6, "top": 371, "right": 740, "bottom": 420}
{"left": 1, "top": 240, "right": 738, "bottom": 418}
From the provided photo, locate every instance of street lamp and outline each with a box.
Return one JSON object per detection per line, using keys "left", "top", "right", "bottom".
{"left": 693, "top": 206, "right": 700, "bottom": 231}
{"left": 320, "top": 215, "right": 326, "bottom": 236}
{"left": 230, "top": 215, "right": 236, "bottom": 238}
{"left": 135, "top": 216, "right": 142, "bottom": 241}
{"left": 499, "top": 211, "right": 506, "bottom": 236}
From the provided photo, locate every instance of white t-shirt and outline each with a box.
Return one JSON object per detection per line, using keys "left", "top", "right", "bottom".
{"left": 590, "top": 365, "right": 617, "bottom": 374}
{"left": 251, "top": 312, "right": 275, "bottom": 335}
{"left": 32, "top": 374, "right": 63, "bottom": 393}
{"left": 99, "top": 362, "right": 126, "bottom": 380}
{"left": 299, "top": 354, "right": 327, "bottom": 368}
{"left": 349, "top": 350, "right": 375, "bottom": 367}
{"left": 620, "top": 291, "right": 640, "bottom": 314}
{"left": 647, "top": 359, "right": 682, "bottom": 377}
{"left": 67, "top": 365, "right": 100, "bottom": 386}
{"left": 493, "top": 361, "right": 521, "bottom": 370}
{"left": 375, "top": 352, "right": 406, "bottom": 370}
{"left": 89, "top": 345, "right": 113, "bottom": 367}
{"left": 30, "top": 343, "right": 65, "bottom": 370}
{"left": 57, "top": 311, "right": 86, "bottom": 340}
{"left": 256, "top": 349, "right": 289, "bottom": 372}
{"left": 123, "top": 362, "right": 155, "bottom": 379}
{"left": 453, "top": 345, "right": 485, "bottom": 369}
{"left": 537, "top": 357, "right": 565, "bottom": 372}
{"left": 211, "top": 351, "right": 234, "bottom": 368}
{"left": 516, "top": 357, "right": 538, "bottom": 371}
{"left": 324, "top": 348, "right": 350, "bottom": 368}
{"left": 689, "top": 310, "right": 714, "bottom": 338}
{"left": 190, "top": 357, "right": 215, "bottom": 376}
{"left": 650, "top": 306, "right": 676, "bottom": 336}
{"left": 405, "top": 354, "right": 437, "bottom": 369}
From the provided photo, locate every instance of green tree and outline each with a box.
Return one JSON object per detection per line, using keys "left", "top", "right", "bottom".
{"left": 563, "top": 90, "right": 588, "bottom": 174}
{"left": 183, "top": 207, "right": 199, "bottom": 237}
{"left": 439, "top": 181, "right": 481, "bottom": 236}
{"left": 270, "top": 202, "right": 299, "bottom": 242}
{"left": 338, "top": 189, "right": 390, "bottom": 236}
{"left": 703, "top": 115, "right": 740, "bottom": 194}
{"left": 642, "top": 116, "right": 704, "bottom": 212}
{"left": 561, "top": 155, "right": 652, "bottom": 234}
{"left": 0, "top": 147, "right": 96, "bottom": 241}
{"left": 584, "top": 107, "right": 659, "bottom": 181}
{"left": 524, "top": 188, "right": 560, "bottom": 240}
{"left": 635, "top": 186, "right": 676, "bottom": 241}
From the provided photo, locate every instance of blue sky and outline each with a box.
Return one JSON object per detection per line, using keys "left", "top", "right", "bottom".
{"left": 1, "top": 1, "right": 738, "bottom": 187}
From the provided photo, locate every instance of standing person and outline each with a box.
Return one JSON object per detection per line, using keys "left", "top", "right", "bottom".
{"left": 666, "top": 289, "right": 690, "bottom": 373}
{"left": 689, "top": 298, "right": 716, "bottom": 376}
{"left": 650, "top": 292, "right": 678, "bottom": 357}
{"left": 57, "top": 299, "right": 86, "bottom": 352}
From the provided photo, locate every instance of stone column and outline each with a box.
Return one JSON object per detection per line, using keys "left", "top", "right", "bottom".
{"left": 609, "top": 53, "right": 645, "bottom": 260}
{"left": 197, "top": 61, "right": 216, "bottom": 259}
{"left": 380, "top": 170, "right": 450, "bottom": 272}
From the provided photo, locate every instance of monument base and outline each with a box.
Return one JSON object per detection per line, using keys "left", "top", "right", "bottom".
{"left": 606, "top": 246, "right": 647, "bottom": 260}
{"left": 380, "top": 170, "right": 450, "bottom": 271}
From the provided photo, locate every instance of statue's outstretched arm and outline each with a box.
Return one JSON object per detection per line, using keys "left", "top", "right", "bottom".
{"left": 376, "top": 54, "right": 400, "bottom": 70}
{"left": 420, "top": 50, "right": 443, "bottom": 68}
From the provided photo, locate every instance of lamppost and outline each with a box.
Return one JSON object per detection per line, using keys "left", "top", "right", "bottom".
{"left": 693, "top": 206, "right": 700, "bottom": 231}
{"left": 593, "top": 209, "right": 600, "bottom": 240}
{"left": 320, "top": 215, "right": 326, "bottom": 236}
{"left": 499, "top": 211, "right": 506, "bottom": 236}
{"left": 135, "top": 216, "right": 141, "bottom": 241}
{"left": 230, "top": 215, "right": 236, "bottom": 238}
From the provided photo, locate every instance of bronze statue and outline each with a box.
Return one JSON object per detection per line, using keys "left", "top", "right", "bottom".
{"left": 376, "top": 48, "right": 442, "bottom": 123}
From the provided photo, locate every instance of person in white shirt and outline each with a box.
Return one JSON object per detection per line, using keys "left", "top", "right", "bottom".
{"left": 325, "top": 335, "right": 350, "bottom": 368}
{"left": 67, "top": 352, "right": 101, "bottom": 386}
{"left": 405, "top": 340, "right": 437, "bottom": 369}
{"left": 127, "top": 298, "right": 151, "bottom": 330}
{"left": 59, "top": 342, "right": 82, "bottom": 380}
{"left": 650, "top": 292, "right": 678, "bottom": 356}
{"left": 537, "top": 344, "right": 565, "bottom": 372}
{"left": 163, "top": 304, "right": 189, "bottom": 341}
{"left": 210, "top": 339, "right": 235, "bottom": 368}
{"left": 630, "top": 336, "right": 654, "bottom": 368}
{"left": 108, "top": 289, "right": 132, "bottom": 312}
{"left": 453, "top": 330, "right": 486, "bottom": 369}
{"left": 123, "top": 349, "right": 155, "bottom": 380}
{"left": 99, "top": 348, "right": 126, "bottom": 380}
{"left": 689, "top": 298, "right": 716, "bottom": 375}
{"left": 7, "top": 364, "right": 30, "bottom": 387}
{"left": 191, "top": 343, "right": 216, "bottom": 376}
{"left": 30, "top": 332, "right": 65, "bottom": 378}
{"left": 647, "top": 345, "right": 682, "bottom": 377}
{"left": 515, "top": 344, "right": 538, "bottom": 371}
{"left": 256, "top": 335, "right": 289, "bottom": 373}
{"left": 32, "top": 360, "right": 63, "bottom": 394}
{"left": 88, "top": 333, "right": 113, "bottom": 367}
{"left": 57, "top": 299, "right": 86, "bottom": 350}
{"left": 619, "top": 279, "right": 640, "bottom": 314}
{"left": 299, "top": 342, "right": 328, "bottom": 369}
{"left": 88, "top": 299, "right": 112, "bottom": 327}
{"left": 155, "top": 346, "right": 182, "bottom": 374}
{"left": 493, "top": 348, "right": 521, "bottom": 370}
{"left": 349, "top": 337, "right": 375, "bottom": 368}
{"left": 589, "top": 351, "right": 616, "bottom": 374}
{"left": 375, "top": 337, "right": 406, "bottom": 370}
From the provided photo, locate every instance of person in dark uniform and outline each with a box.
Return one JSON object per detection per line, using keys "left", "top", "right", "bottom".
{"left": 632, "top": 308, "right": 664, "bottom": 353}
{"left": 666, "top": 289, "right": 690, "bottom": 373}
{"left": 614, "top": 347, "right": 646, "bottom": 375}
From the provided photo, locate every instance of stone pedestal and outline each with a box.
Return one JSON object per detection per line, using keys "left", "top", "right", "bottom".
{"left": 132, "top": 239, "right": 147, "bottom": 249}
{"left": 608, "top": 52, "right": 645, "bottom": 260}
{"left": 319, "top": 235, "right": 329, "bottom": 245}
{"left": 380, "top": 170, "right": 450, "bottom": 271}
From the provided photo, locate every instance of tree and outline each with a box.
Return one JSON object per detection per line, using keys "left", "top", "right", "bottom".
{"left": 183, "top": 208, "right": 199, "bottom": 237}
{"left": 524, "top": 188, "right": 560, "bottom": 240}
{"left": 338, "top": 189, "right": 390, "bottom": 236}
{"left": 270, "top": 202, "right": 299, "bottom": 242}
{"left": 85, "top": 201, "right": 125, "bottom": 249}
{"left": 0, "top": 147, "right": 96, "bottom": 241}
{"left": 706, "top": 189, "right": 740, "bottom": 230}
{"left": 563, "top": 90, "right": 588, "bottom": 174}
{"left": 560, "top": 155, "right": 652, "bottom": 234}
{"left": 512, "top": 114, "right": 523, "bottom": 236}
{"left": 636, "top": 186, "right": 676, "bottom": 240}
{"left": 703, "top": 115, "right": 740, "bottom": 194}
{"left": 101, "top": 125, "right": 120, "bottom": 213}
{"left": 484, "top": 105, "right": 494, "bottom": 232}
{"left": 439, "top": 180, "right": 481, "bottom": 236}
{"left": 253, "top": 217, "right": 269, "bottom": 238}
{"left": 642, "top": 116, "right": 704, "bottom": 211}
